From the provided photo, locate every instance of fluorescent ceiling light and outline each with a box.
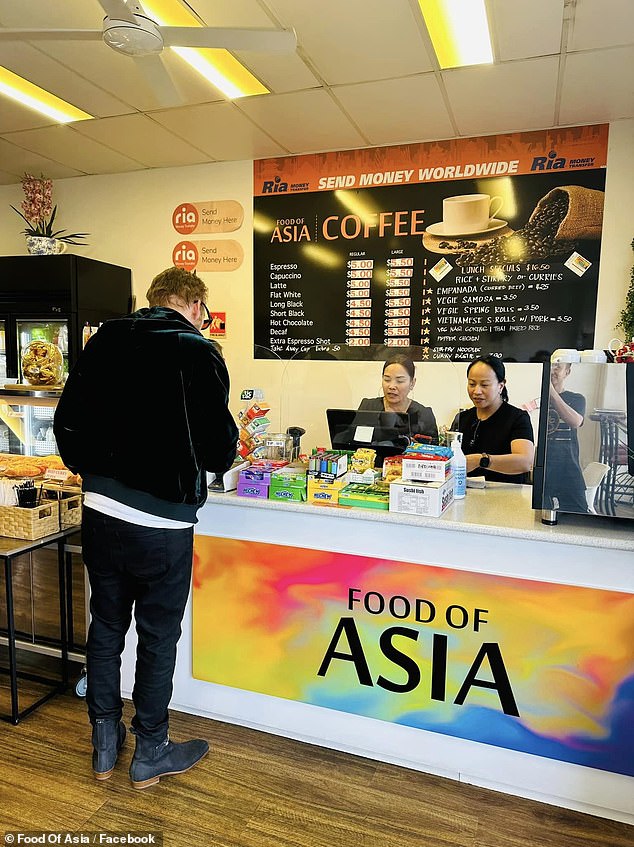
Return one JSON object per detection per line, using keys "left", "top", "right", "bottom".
{"left": 0, "top": 66, "right": 93, "bottom": 123}
{"left": 142, "top": 1, "right": 268, "bottom": 99}
{"left": 419, "top": 0, "right": 493, "bottom": 69}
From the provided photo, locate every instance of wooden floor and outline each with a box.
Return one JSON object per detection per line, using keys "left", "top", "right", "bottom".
{"left": 0, "top": 688, "right": 632, "bottom": 847}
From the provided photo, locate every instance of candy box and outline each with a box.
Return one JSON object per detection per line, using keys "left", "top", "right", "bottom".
{"left": 338, "top": 482, "right": 390, "bottom": 510}
{"left": 245, "top": 416, "right": 271, "bottom": 436}
{"left": 307, "top": 475, "right": 349, "bottom": 505}
{"left": 237, "top": 466, "right": 272, "bottom": 499}
{"left": 389, "top": 477, "right": 455, "bottom": 517}
{"left": 347, "top": 468, "right": 382, "bottom": 485}
{"left": 269, "top": 468, "right": 307, "bottom": 502}
{"left": 237, "top": 478, "right": 269, "bottom": 499}
{"left": 246, "top": 402, "right": 271, "bottom": 420}
{"left": 400, "top": 455, "right": 452, "bottom": 483}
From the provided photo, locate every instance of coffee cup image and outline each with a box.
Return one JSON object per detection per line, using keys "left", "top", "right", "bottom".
{"left": 426, "top": 193, "right": 505, "bottom": 237}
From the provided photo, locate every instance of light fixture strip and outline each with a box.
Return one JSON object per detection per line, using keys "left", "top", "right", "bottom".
{"left": 142, "top": 0, "right": 268, "bottom": 99}
{"left": 0, "top": 66, "right": 93, "bottom": 123}
{"left": 419, "top": 0, "right": 493, "bottom": 69}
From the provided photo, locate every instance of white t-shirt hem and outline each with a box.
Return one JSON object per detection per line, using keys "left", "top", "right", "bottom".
{"left": 84, "top": 492, "right": 195, "bottom": 529}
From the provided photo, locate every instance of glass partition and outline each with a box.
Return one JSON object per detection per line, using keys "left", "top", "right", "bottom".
{"left": 534, "top": 362, "right": 634, "bottom": 518}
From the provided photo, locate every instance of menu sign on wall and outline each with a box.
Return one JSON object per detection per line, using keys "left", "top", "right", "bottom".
{"left": 254, "top": 125, "right": 608, "bottom": 361}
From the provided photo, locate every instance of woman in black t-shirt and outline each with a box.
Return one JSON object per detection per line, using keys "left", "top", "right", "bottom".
{"left": 453, "top": 356, "right": 534, "bottom": 484}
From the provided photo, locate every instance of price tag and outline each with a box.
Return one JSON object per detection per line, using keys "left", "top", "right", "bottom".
{"left": 44, "top": 468, "right": 71, "bottom": 482}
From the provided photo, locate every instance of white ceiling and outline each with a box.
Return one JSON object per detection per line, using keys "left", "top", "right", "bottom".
{"left": 0, "top": 0, "right": 632, "bottom": 186}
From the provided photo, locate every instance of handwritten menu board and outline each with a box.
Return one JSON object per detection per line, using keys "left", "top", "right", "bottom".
{"left": 254, "top": 125, "right": 608, "bottom": 362}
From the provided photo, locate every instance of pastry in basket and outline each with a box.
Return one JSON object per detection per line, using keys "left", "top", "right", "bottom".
{"left": 39, "top": 455, "right": 66, "bottom": 470}
{"left": 1, "top": 459, "right": 43, "bottom": 478}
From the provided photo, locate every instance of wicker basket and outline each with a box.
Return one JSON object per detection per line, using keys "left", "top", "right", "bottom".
{"left": 0, "top": 501, "right": 60, "bottom": 540}
{"left": 59, "top": 494, "right": 82, "bottom": 529}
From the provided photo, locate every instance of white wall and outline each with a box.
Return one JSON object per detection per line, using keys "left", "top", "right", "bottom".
{"left": 1, "top": 119, "right": 632, "bottom": 446}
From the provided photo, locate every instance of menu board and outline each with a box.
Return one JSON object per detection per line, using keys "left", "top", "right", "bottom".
{"left": 254, "top": 125, "right": 608, "bottom": 362}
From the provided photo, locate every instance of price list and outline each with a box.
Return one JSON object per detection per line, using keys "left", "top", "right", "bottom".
{"left": 254, "top": 160, "right": 605, "bottom": 361}
{"left": 385, "top": 257, "right": 413, "bottom": 348}
{"left": 346, "top": 258, "right": 373, "bottom": 348}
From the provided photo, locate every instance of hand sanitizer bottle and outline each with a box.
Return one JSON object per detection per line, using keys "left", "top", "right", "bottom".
{"left": 451, "top": 433, "right": 467, "bottom": 499}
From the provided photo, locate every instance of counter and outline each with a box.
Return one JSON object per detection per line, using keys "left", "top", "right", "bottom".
{"left": 120, "top": 485, "right": 634, "bottom": 823}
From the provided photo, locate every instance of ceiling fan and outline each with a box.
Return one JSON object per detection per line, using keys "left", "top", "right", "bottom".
{"left": 0, "top": 0, "right": 297, "bottom": 105}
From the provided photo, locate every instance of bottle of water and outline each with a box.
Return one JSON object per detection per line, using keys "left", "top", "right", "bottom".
{"left": 451, "top": 433, "right": 467, "bottom": 499}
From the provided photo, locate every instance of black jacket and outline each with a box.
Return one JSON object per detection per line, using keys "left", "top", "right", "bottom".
{"left": 54, "top": 307, "right": 238, "bottom": 521}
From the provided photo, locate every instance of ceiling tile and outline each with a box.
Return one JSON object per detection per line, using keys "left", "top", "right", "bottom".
{"left": 0, "top": 168, "right": 21, "bottom": 185}
{"left": 232, "top": 51, "right": 321, "bottom": 94}
{"left": 150, "top": 101, "right": 288, "bottom": 159}
{"left": 491, "top": 0, "right": 563, "bottom": 61}
{"left": 73, "top": 114, "right": 210, "bottom": 168}
{"left": 442, "top": 57, "right": 559, "bottom": 137}
{"left": 0, "top": 137, "right": 83, "bottom": 178}
{"left": 237, "top": 88, "right": 367, "bottom": 153}
{"left": 569, "top": 0, "right": 634, "bottom": 51}
{"left": 0, "top": 0, "right": 100, "bottom": 28}
{"left": 265, "top": 0, "right": 434, "bottom": 85}
{"left": 0, "top": 42, "right": 134, "bottom": 117}
{"left": 185, "top": 0, "right": 280, "bottom": 27}
{"left": 3, "top": 125, "right": 144, "bottom": 174}
{"left": 34, "top": 42, "right": 227, "bottom": 112}
{"left": 559, "top": 46, "right": 634, "bottom": 125}
{"left": 333, "top": 75, "right": 454, "bottom": 146}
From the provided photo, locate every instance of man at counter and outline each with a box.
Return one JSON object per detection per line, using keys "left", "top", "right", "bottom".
{"left": 54, "top": 266, "right": 238, "bottom": 789}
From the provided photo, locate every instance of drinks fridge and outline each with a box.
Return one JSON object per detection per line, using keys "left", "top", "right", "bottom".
{"left": 0, "top": 254, "right": 132, "bottom": 455}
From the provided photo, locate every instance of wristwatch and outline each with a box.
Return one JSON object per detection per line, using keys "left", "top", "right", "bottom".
{"left": 479, "top": 453, "right": 491, "bottom": 469}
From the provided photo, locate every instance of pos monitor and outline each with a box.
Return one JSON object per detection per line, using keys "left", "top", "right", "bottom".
{"left": 326, "top": 408, "right": 412, "bottom": 465}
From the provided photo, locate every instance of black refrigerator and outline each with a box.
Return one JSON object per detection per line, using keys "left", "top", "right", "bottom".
{"left": 0, "top": 254, "right": 133, "bottom": 381}
{"left": 0, "top": 254, "right": 132, "bottom": 455}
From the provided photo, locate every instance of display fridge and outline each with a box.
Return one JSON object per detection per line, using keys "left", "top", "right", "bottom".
{"left": 0, "top": 254, "right": 132, "bottom": 456}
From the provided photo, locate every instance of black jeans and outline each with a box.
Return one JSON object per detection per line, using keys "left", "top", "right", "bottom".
{"left": 82, "top": 507, "right": 194, "bottom": 741}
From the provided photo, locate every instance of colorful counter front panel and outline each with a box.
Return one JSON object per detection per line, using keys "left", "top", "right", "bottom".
{"left": 192, "top": 536, "right": 634, "bottom": 777}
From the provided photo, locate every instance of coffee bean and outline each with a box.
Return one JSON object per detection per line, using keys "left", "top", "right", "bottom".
{"left": 454, "top": 191, "right": 574, "bottom": 267}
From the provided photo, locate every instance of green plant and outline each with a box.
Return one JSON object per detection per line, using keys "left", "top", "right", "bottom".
{"left": 11, "top": 173, "right": 89, "bottom": 245}
{"left": 616, "top": 237, "right": 634, "bottom": 341}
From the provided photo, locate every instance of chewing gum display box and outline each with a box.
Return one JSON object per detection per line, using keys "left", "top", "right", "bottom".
{"left": 338, "top": 482, "right": 390, "bottom": 511}
{"left": 400, "top": 454, "right": 453, "bottom": 483}
{"left": 389, "top": 476, "right": 455, "bottom": 518}
{"left": 307, "top": 475, "right": 349, "bottom": 505}
{"left": 269, "top": 468, "right": 307, "bottom": 502}
{"left": 237, "top": 465, "right": 276, "bottom": 499}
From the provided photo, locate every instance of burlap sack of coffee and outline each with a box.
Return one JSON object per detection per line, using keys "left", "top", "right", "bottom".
{"left": 529, "top": 186, "right": 604, "bottom": 241}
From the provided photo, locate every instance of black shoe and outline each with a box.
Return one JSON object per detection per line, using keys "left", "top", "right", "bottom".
{"left": 129, "top": 733, "right": 209, "bottom": 789}
{"left": 92, "top": 719, "right": 126, "bottom": 780}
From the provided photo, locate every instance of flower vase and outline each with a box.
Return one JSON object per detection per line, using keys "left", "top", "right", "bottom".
{"left": 26, "top": 236, "right": 66, "bottom": 255}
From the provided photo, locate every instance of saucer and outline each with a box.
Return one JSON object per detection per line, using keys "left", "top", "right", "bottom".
{"left": 425, "top": 218, "right": 508, "bottom": 237}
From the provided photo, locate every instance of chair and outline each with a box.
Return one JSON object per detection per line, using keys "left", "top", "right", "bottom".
{"left": 582, "top": 462, "right": 610, "bottom": 514}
